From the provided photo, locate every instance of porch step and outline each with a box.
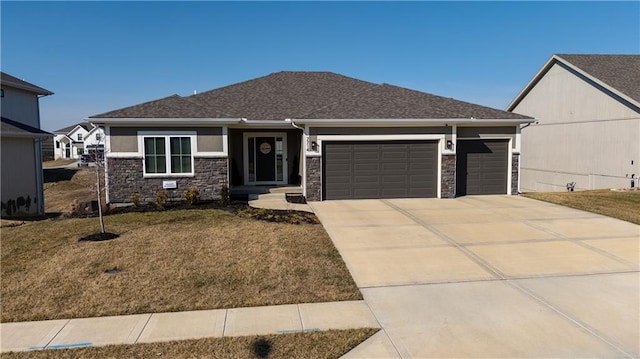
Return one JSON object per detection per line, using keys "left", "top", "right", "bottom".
{"left": 267, "top": 186, "right": 302, "bottom": 194}
{"left": 248, "top": 191, "right": 313, "bottom": 213}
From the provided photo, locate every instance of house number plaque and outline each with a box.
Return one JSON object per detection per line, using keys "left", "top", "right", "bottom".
{"left": 259, "top": 142, "right": 272, "bottom": 154}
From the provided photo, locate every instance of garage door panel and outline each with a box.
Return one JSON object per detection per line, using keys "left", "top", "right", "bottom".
{"left": 457, "top": 139, "right": 508, "bottom": 196}
{"left": 323, "top": 140, "right": 438, "bottom": 200}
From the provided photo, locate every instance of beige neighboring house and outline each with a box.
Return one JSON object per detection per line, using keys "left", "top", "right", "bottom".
{"left": 508, "top": 54, "right": 640, "bottom": 192}
{"left": 1, "top": 72, "right": 53, "bottom": 216}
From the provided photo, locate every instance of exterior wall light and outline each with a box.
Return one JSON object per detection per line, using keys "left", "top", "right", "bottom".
{"left": 446, "top": 140, "right": 454, "bottom": 150}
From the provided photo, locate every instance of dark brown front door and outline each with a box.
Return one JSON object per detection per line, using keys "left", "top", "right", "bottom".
{"left": 255, "top": 137, "right": 276, "bottom": 182}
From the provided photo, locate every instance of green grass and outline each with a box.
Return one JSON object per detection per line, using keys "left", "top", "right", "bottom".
{"left": 522, "top": 189, "right": 640, "bottom": 225}
{"left": 1, "top": 329, "right": 379, "bottom": 359}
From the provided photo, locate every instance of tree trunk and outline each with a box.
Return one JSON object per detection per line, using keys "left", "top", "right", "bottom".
{"left": 96, "top": 165, "right": 105, "bottom": 233}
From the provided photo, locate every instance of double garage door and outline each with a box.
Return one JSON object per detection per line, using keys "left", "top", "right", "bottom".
{"left": 322, "top": 139, "right": 509, "bottom": 200}
{"left": 323, "top": 141, "right": 438, "bottom": 200}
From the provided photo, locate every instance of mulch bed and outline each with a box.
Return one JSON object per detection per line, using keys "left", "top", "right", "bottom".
{"left": 78, "top": 232, "right": 120, "bottom": 242}
{"left": 65, "top": 200, "right": 320, "bottom": 225}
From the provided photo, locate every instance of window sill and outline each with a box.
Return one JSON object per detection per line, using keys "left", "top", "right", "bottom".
{"left": 143, "top": 173, "right": 195, "bottom": 179}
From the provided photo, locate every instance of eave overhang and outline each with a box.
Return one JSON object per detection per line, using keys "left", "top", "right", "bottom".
{"left": 86, "top": 118, "right": 243, "bottom": 126}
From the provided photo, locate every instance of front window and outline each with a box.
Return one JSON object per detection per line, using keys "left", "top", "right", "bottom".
{"left": 95, "top": 133, "right": 101, "bottom": 141}
{"left": 77, "top": 148, "right": 84, "bottom": 155}
{"left": 77, "top": 133, "right": 83, "bottom": 141}
{"left": 143, "top": 136, "right": 193, "bottom": 175}
{"left": 56, "top": 141, "right": 60, "bottom": 149}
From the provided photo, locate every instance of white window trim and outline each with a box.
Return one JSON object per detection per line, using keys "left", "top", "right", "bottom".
{"left": 138, "top": 131, "right": 197, "bottom": 178}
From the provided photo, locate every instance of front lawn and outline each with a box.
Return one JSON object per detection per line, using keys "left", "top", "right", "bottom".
{"left": 1, "top": 328, "right": 378, "bottom": 359}
{"left": 1, "top": 209, "right": 361, "bottom": 322}
{"left": 522, "top": 189, "right": 640, "bottom": 225}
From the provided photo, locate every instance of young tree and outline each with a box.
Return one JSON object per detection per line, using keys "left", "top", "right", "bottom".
{"left": 86, "top": 125, "right": 107, "bottom": 233}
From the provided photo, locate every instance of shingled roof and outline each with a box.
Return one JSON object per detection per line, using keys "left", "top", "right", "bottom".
{"left": 91, "top": 71, "right": 531, "bottom": 120}
{"left": 53, "top": 122, "right": 94, "bottom": 134}
{"left": 557, "top": 54, "right": 640, "bottom": 103}
{"left": 1, "top": 117, "right": 52, "bottom": 138}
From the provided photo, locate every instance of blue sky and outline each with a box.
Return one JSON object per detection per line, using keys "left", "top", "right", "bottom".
{"left": 2, "top": 1, "right": 638, "bottom": 132}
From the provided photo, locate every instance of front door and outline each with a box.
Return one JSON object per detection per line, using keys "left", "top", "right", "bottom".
{"left": 244, "top": 133, "right": 287, "bottom": 185}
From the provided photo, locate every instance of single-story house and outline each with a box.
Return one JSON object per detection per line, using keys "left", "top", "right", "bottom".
{"left": 53, "top": 123, "right": 105, "bottom": 160}
{"left": 508, "top": 54, "right": 640, "bottom": 192}
{"left": 1, "top": 72, "right": 53, "bottom": 216}
{"left": 88, "top": 71, "right": 533, "bottom": 203}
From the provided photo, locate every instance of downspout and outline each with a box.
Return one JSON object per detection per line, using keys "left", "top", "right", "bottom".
{"left": 287, "top": 119, "right": 306, "bottom": 194}
{"left": 517, "top": 120, "right": 537, "bottom": 194}
{"left": 35, "top": 93, "right": 52, "bottom": 216}
{"left": 33, "top": 137, "right": 46, "bottom": 215}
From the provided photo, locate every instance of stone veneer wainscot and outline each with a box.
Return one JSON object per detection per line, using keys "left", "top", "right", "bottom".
{"left": 441, "top": 154, "right": 456, "bottom": 198}
{"left": 305, "top": 156, "right": 321, "bottom": 201}
{"left": 107, "top": 157, "right": 228, "bottom": 203}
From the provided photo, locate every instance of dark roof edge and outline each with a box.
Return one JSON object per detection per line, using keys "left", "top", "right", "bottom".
{"left": 1, "top": 117, "right": 52, "bottom": 137}
{"left": 0, "top": 72, "right": 53, "bottom": 95}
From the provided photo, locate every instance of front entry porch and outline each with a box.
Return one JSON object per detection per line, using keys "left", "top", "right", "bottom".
{"left": 228, "top": 128, "right": 303, "bottom": 189}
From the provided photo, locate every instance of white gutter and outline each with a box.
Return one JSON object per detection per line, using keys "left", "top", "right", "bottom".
{"left": 239, "top": 118, "right": 292, "bottom": 126}
{"left": 296, "top": 118, "right": 535, "bottom": 125}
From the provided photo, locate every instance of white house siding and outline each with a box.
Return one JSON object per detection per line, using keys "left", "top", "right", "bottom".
{"left": 1, "top": 138, "right": 39, "bottom": 216}
{"left": 513, "top": 63, "right": 640, "bottom": 192}
{"left": 0, "top": 87, "right": 41, "bottom": 128}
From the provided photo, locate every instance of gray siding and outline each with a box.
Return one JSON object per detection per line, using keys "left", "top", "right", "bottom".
{"left": 1, "top": 138, "right": 38, "bottom": 216}
{"left": 309, "top": 126, "right": 451, "bottom": 136}
{"left": 457, "top": 126, "right": 516, "bottom": 148}
{"left": 0, "top": 87, "right": 40, "bottom": 129}
{"left": 109, "top": 126, "right": 224, "bottom": 153}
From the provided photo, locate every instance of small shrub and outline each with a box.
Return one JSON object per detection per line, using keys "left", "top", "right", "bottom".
{"left": 185, "top": 186, "right": 201, "bottom": 205}
{"left": 219, "top": 184, "right": 230, "bottom": 206}
{"left": 156, "top": 190, "right": 169, "bottom": 209}
{"left": 131, "top": 193, "right": 141, "bottom": 207}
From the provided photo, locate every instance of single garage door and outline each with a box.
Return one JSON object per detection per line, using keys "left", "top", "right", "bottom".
{"left": 323, "top": 140, "right": 438, "bottom": 200}
{"left": 456, "top": 139, "right": 508, "bottom": 196}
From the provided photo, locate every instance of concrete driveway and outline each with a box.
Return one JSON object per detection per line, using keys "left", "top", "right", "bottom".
{"left": 310, "top": 196, "right": 639, "bottom": 358}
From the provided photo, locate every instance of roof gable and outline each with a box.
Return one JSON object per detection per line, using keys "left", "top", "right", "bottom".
{"left": 54, "top": 122, "right": 93, "bottom": 134}
{"left": 508, "top": 54, "right": 640, "bottom": 111}
{"left": 0, "top": 72, "right": 53, "bottom": 96}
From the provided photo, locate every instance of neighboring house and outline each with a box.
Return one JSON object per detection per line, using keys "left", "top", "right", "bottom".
{"left": 53, "top": 123, "right": 105, "bottom": 160}
{"left": 88, "top": 71, "right": 532, "bottom": 203}
{"left": 1, "top": 72, "right": 53, "bottom": 216}
{"left": 508, "top": 54, "right": 640, "bottom": 192}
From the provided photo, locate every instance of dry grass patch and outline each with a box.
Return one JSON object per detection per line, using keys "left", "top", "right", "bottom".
{"left": 1, "top": 328, "right": 378, "bottom": 359}
{"left": 1, "top": 209, "right": 361, "bottom": 322}
{"left": 43, "top": 159, "right": 77, "bottom": 168}
{"left": 523, "top": 189, "right": 640, "bottom": 225}
{"left": 43, "top": 167, "right": 100, "bottom": 214}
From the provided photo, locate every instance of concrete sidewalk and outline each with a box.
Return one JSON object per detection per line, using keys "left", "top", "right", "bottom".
{"left": 1, "top": 300, "right": 378, "bottom": 353}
